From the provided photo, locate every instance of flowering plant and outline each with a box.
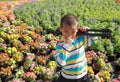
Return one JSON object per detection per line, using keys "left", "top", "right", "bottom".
{"left": 0, "top": 53, "right": 10, "bottom": 66}
{"left": 0, "top": 43, "right": 6, "bottom": 51}
{"left": 12, "top": 51, "right": 23, "bottom": 62}
{"left": 20, "top": 35, "right": 33, "bottom": 44}
{"left": 24, "top": 59, "right": 33, "bottom": 71}
{"left": 15, "top": 66, "right": 25, "bottom": 78}
{"left": 23, "top": 72, "right": 37, "bottom": 82}
{"left": 93, "top": 58, "right": 106, "bottom": 70}
{"left": 47, "top": 61, "right": 57, "bottom": 69}
{"left": 0, "top": 15, "right": 7, "bottom": 22}
{"left": 86, "top": 50, "right": 97, "bottom": 64}
{"left": 48, "top": 40, "right": 56, "bottom": 49}
{"left": 32, "top": 65, "right": 45, "bottom": 75}
{"left": 10, "top": 78, "right": 25, "bottom": 82}
{"left": 25, "top": 53, "right": 35, "bottom": 60}
{"left": 8, "top": 12, "right": 15, "bottom": 21}
{"left": 37, "top": 43, "right": 48, "bottom": 53}
{"left": 8, "top": 58, "right": 17, "bottom": 69}
{"left": 0, "top": 31, "right": 7, "bottom": 39}
{"left": 87, "top": 66, "right": 94, "bottom": 75}
{"left": 36, "top": 55, "right": 46, "bottom": 65}
{"left": 43, "top": 68, "right": 54, "bottom": 81}
{"left": 45, "top": 34, "right": 54, "bottom": 42}
{"left": 50, "top": 50, "right": 56, "bottom": 59}
{"left": 28, "top": 31, "right": 39, "bottom": 40}
{"left": 7, "top": 34, "right": 19, "bottom": 43}
{"left": 98, "top": 71, "right": 111, "bottom": 82}
{"left": 0, "top": 38, "right": 4, "bottom": 43}
{"left": 5, "top": 47, "right": 17, "bottom": 56}
{"left": 0, "top": 66, "right": 12, "bottom": 77}
{"left": 102, "top": 63, "right": 113, "bottom": 72}
{"left": 97, "top": 51, "right": 107, "bottom": 61}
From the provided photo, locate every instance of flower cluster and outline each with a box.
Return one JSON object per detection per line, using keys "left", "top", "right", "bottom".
{"left": 0, "top": 43, "right": 6, "bottom": 52}
{"left": 0, "top": 53, "right": 10, "bottom": 66}
{"left": 98, "top": 71, "right": 111, "bottom": 81}
{"left": 86, "top": 50, "right": 97, "bottom": 64}
{"left": 0, "top": 66, "right": 12, "bottom": 77}
{"left": 23, "top": 72, "right": 37, "bottom": 82}
{"left": 32, "top": 65, "right": 45, "bottom": 75}
{"left": 36, "top": 55, "right": 47, "bottom": 65}
{"left": 43, "top": 68, "right": 54, "bottom": 81}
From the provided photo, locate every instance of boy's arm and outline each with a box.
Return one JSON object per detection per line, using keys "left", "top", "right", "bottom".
{"left": 80, "top": 26, "right": 97, "bottom": 48}
{"left": 54, "top": 42, "right": 67, "bottom": 67}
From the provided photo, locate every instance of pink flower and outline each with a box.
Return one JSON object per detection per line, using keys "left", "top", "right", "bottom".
{"left": 90, "top": 50, "right": 97, "bottom": 56}
{"left": 13, "top": 80, "right": 19, "bottom": 82}
{"left": 113, "top": 79, "right": 119, "bottom": 82}
{"left": 2, "top": 21, "right": 10, "bottom": 27}
{"left": 24, "top": 72, "right": 37, "bottom": 79}
{"left": 8, "top": 12, "right": 15, "bottom": 20}
{"left": 30, "top": 62, "right": 36, "bottom": 70}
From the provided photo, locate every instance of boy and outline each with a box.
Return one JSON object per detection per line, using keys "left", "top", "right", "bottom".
{"left": 54, "top": 14, "right": 92, "bottom": 82}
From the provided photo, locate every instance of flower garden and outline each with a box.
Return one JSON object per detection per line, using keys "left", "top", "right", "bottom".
{"left": 0, "top": 0, "right": 120, "bottom": 82}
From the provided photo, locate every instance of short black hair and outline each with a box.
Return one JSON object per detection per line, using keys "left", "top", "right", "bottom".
{"left": 60, "top": 14, "right": 78, "bottom": 27}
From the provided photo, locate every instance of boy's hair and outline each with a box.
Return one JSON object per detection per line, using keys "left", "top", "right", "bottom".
{"left": 60, "top": 14, "right": 79, "bottom": 27}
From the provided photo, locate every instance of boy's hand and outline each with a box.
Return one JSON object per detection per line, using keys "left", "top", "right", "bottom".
{"left": 65, "top": 37, "right": 74, "bottom": 45}
{"left": 79, "top": 26, "right": 89, "bottom": 32}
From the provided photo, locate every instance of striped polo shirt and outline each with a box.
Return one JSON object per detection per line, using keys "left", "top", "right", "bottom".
{"left": 54, "top": 35, "right": 94, "bottom": 79}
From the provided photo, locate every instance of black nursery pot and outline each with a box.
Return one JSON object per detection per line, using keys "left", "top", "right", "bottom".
{"left": 1, "top": 74, "right": 15, "bottom": 82}
{"left": 115, "top": 65, "right": 120, "bottom": 71}
{"left": 107, "top": 55, "right": 116, "bottom": 62}
{"left": 116, "top": 53, "right": 120, "bottom": 58}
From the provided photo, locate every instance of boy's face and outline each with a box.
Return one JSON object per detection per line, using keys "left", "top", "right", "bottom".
{"left": 60, "top": 24, "right": 78, "bottom": 39}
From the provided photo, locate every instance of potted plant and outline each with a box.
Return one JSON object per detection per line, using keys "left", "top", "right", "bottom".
{"left": 47, "top": 61, "right": 57, "bottom": 69}
{"left": 98, "top": 70, "right": 111, "bottom": 82}
{"left": 0, "top": 43, "right": 6, "bottom": 52}
{"left": 85, "top": 50, "right": 97, "bottom": 65}
{"left": 23, "top": 72, "right": 37, "bottom": 82}
{"left": 37, "top": 43, "right": 49, "bottom": 55}
{"left": 102, "top": 63, "right": 113, "bottom": 73}
{"left": 32, "top": 65, "right": 46, "bottom": 80}
{"left": 0, "top": 66, "right": 12, "bottom": 78}
{"left": 15, "top": 66, "right": 24, "bottom": 78}
{"left": 43, "top": 68, "right": 55, "bottom": 82}
{"left": 12, "top": 51, "right": 24, "bottom": 62}
{"left": 10, "top": 78, "right": 25, "bottom": 82}
{"left": 93, "top": 58, "right": 106, "bottom": 71}
{"left": 0, "top": 38, "right": 4, "bottom": 43}
{"left": 87, "top": 66, "right": 94, "bottom": 75}
{"left": 36, "top": 55, "right": 47, "bottom": 65}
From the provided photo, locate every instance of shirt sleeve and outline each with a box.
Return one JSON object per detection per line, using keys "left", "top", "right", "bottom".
{"left": 54, "top": 42, "right": 67, "bottom": 67}
{"left": 83, "top": 36, "right": 97, "bottom": 48}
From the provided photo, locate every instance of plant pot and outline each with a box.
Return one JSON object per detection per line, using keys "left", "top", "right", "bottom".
{"left": 116, "top": 53, "right": 120, "bottom": 59}
{"left": 92, "top": 64, "right": 100, "bottom": 74}
{"left": 115, "top": 65, "right": 120, "bottom": 71}
{"left": 107, "top": 55, "right": 116, "bottom": 62}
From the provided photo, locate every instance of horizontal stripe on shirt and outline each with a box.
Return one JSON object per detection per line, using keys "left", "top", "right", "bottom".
{"left": 63, "top": 66, "right": 87, "bottom": 75}
{"left": 61, "top": 70, "right": 87, "bottom": 79}
{"left": 64, "top": 58, "right": 87, "bottom": 69}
